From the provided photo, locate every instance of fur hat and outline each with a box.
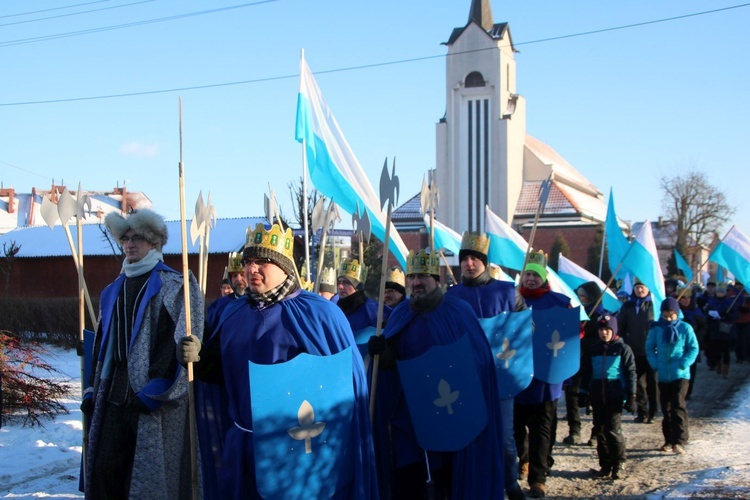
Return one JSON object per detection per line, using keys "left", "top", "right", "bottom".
{"left": 597, "top": 314, "right": 618, "bottom": 336}
{"left": 105, "top": 209, "right": 168, "bottom": 250}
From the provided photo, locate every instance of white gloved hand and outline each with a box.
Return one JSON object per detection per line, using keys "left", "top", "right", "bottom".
{"left": 708, "top": 310, "right": 721, "bottom": 320}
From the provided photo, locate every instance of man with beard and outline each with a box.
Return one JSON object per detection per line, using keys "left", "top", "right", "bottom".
{"left": 369, "top": 249, "right": 505, "bottom": 499}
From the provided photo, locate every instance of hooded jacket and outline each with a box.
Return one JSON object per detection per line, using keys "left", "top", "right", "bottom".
{"left": 645, "top": 318, "right": 699, "bottom": 382}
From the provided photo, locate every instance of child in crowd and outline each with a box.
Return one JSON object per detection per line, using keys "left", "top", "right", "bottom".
{"left": 579, "top": 314, "right": 636, "bottom": 479}
{"left": 646, "top": 298, "right": 700, "bottom": 454}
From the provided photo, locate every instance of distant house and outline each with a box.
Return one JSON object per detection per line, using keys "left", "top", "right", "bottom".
{"left": 0, "top": 217, "right": 267, "bottom": 304}
{"left": 0, "top": 184, "right": 151, "bottom": 235}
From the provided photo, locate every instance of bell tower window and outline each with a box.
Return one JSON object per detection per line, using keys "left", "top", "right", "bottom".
{"left": 465, "top": 71, "right": 486, "bottom": 88}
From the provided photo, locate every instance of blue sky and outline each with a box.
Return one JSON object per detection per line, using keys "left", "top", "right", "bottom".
{"left": 1, "top": 0, "right": 748, "bottom": 239}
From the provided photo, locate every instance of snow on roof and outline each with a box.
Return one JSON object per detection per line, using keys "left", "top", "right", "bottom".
{"left": 0, "top": 217, "right": 267, "bottom": 258}
{"left": 524, "top": 134, "right": 601, "bottom": 197}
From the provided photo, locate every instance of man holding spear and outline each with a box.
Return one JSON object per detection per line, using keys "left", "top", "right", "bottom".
{"left": 81, "top": 208, "right": 203, "bottom": 499}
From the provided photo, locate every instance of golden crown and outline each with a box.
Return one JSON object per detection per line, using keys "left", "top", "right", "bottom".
{"left": 460, "top": 231, "right": 490, "bottom": 256}
{"left": 227, "top": 252, "right": 243, "bottom": 274}
{"left": 245, "top": 223, "right": 294, "bottom": 261}
{"left": 338, "top": 258, "right": 362, "bottom": 283}
{"left": 406, "top": 250, "right": 440, "bottom": 276}
{"left": 386, "top": 266, "right": 405, "bottom": 286}
{"left": 528, "top": 249, "right": 548, "bottom": 268}
{"left": 488, "top": 264, "right": 503, "bottom": 280}
{"left": 319, "top": 266, "right": 336, "bottom": 286}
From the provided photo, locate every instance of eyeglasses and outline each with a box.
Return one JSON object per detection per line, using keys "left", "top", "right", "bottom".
{"left": 119, "top": 234, "right": 146, "bottom": 244}
{"left": 242, "top": 257, "right": 273, "bottom": 269}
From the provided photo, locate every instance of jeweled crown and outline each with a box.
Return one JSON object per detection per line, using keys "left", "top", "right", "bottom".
{"left": 460, "top": 231, "right": 490, "bottom": 256}
{"left": 245, "top": 223, "right": 294, "bottom": 261}
{"left": 406, "top": 250, "right": 440, "bottom": 276}
{"left": 528, "top": 249, "right": 548, "bottom": 268}
{"left": 227, "top": 252, "right": 243, "bottom": 274}
{"left": 338, "top": 258, "right": 362, "bottom": 283}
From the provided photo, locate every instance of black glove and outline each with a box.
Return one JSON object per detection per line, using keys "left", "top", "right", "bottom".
{"left": 577, "top": 393, "right": 589, "bottom": 408}
{"left": 626, "top": 394, "right": 637, "bottom": 414}
{"left": 177, "top": 336, "right": 202, "bottom": 364}
{"left": 80, "top": 397, "right": 94, "bottom": 416}
{"left": 367, "top": 335, "right": 386, "bottom": 357}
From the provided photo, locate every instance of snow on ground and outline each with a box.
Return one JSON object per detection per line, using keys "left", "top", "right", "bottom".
{"left": 1, "top": 347, "right": 749, "bottom": 498}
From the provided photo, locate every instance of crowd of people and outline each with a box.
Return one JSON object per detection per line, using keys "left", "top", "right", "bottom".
{"left": 79, "top": 209, "right": 749, "bottom": 499}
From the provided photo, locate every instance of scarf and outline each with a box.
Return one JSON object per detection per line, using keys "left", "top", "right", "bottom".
{"left": 461, "top": 269, "right": 492, "bottom": 287}
{"left": 122, "top": 249, "right": 163, "bottom": 278}
{"left": 248, "top": 274, "right": 298, "bottom": 309}
{"left": 338, "top": 290, "right": 367, "bottom": 315}
{"left": 658, "top": 317, "right": 682, "bottom": 344}
{"left": 632, "top": 293, "right": 652, "bottom": 314}
{"left": 410, "top": 286, "right": 444, "bottom": 313}
{"left": 519, "top": 282, "right": 551, "bottom": 300}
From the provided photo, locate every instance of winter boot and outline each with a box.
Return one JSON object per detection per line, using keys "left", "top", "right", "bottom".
{"left": 518, "top": 461, "right": 529, "bottom": 481}
{"left": 716, "top": 361, "right": 723, "bottom": 377}
{"left": 611, "top": 462, "right": 623, "bottom": 480}
{"left": 529, "top": 483, "right": 546, "bottom": 498}
{"left": 722, "top": 362, "right": 730, "bottom": 379}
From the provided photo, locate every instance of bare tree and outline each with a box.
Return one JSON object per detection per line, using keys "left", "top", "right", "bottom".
{"left": 660, "top": 170, "right": 735, "bottom": 251}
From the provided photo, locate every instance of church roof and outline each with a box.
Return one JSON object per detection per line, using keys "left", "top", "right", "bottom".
{"left": 445, "top": 22, "right": 510, "bottom": 46}
{"left": 392, "top": 192, "right": 428, "bottom": 230}
{"left": 468, "top": 0, "right": 494, "bottom": 31}
{"left": 515, "top": 135, "right": 608, "bottom": 224}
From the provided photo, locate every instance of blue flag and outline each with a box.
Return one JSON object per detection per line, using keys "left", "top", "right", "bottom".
{"left": 709, "top": 226, "right": 750, "bottom": 286}
{"left": 673, "top": 248, "right": 694, "bottom": 282}
{"left": 605, "top": 189, "right": 630, "bottom": 279}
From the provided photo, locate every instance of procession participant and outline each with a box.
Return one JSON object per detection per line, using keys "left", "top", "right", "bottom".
{"left": 383, "top": 266, "right": 407, "bottom": 308}
{"left": 562, "top": 282, "right": 606, "bottom": 447}
{"left": 677, "top": 288, "right": 705, "bottom": 399}
{"left": 617, "top": 278, "right": 659, "bottom": 423}
{"left": 646, "top": 298, "right": 699, "bottom": 454}
{"left": 704, "top": 283, "right": 739, "bottom": 378}
{"left": 82, "top": 209, "right": 203, "bottom": 499}
{"left": 578, "top": 314, "right": 636, "bottom": 479}
{"left": 317, "top": 266, "right": 337, "bottom": 300}
{"left": 219, "top": 278, "right": 233, "bottom": 297}
{"left": 336, "top": 257, "right": 389, "bottom": 356}
{"left": 206, "top": 252, "right": 245, "bottom": 329}
{"left": 445, "top": 231, "right": 526, "bottom": 500}
{"left": 515, "top": 250, "right": 571, "bottom": 499}
{"left": 369, "top": 249, "right": 505, "bottom": 499}
{"left": 177, "top": 223, "right": 377, "bottom": 499}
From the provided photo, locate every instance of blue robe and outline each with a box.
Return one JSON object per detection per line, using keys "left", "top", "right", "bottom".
{"left": 446, "top": 279, "right": 517, "bottom": 317}
{"left": 194, "top": 289, "right": 377, "bottom": 500}
{"left": 377, "top": 294, "right": 505, "bottom": 498}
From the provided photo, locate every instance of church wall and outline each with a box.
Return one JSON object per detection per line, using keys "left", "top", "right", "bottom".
{"left": 518, "top": 225, "right": 601, "bottom": 274}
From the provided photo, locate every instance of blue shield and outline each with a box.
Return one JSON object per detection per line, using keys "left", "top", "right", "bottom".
{"left": 531, "top": 306, "right": 581, "bottom": 384}
{"left": 249, "top": 348, "right": 355, "bottom": 499}
{"left": 479, "top": 310, "right": 534, "bottom": 398}
{"left": 396, "top": 334, "right": 488, "bottom": 451}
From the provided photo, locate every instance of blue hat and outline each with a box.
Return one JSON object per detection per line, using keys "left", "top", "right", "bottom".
{"left": 597, "top": 314, "right": 618, "bottom": 336}
{"left": 661, "top": 297, "right": 680, "bottom": 313}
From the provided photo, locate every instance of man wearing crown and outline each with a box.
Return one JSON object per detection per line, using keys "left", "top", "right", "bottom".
{"left": 370, "top": 248, "right": 505, "bottom": 498}
{"left": 177, "top": 223, "right": 378, "bottom": 499}
{"left": 445, "top": 231, "right": 527, "bottom": 500}
{"left": 205, "top": 252, "right": 247, "bottom": 330}
{"left": 515, "top": 249, "right": 572, "bottom": 498}
{"left": 383, "top": 266, "right": 407, "bottom": 308}
{"left": 336, "top": 257, "right": 389, "bottom": 344}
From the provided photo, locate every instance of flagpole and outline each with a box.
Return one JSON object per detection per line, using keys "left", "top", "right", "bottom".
{"left": 75, "top": 187, "right": 87, "bottom": 480}
{"left": 300, "top": 49, "right": 312, "bottom": 283}
{"left": 521, "top": 173, "right": 553, "bottom": 276}
{"left": 598, "top": 223, "right": 607, "bottom": 278}
{"left": 177, "top": 98, "right": 199, "bottom": 500}
{"left": 313, "top": 201, "right": 335, "bottom": 293}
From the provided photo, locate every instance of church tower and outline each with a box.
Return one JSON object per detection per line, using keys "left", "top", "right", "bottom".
{"left": 435, "top": 0, "right": 526, "bottom": 231}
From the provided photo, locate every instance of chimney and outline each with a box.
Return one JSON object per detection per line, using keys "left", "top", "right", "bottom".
{"left": 0, "top": 187, "right": 15, "bottom": 213}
